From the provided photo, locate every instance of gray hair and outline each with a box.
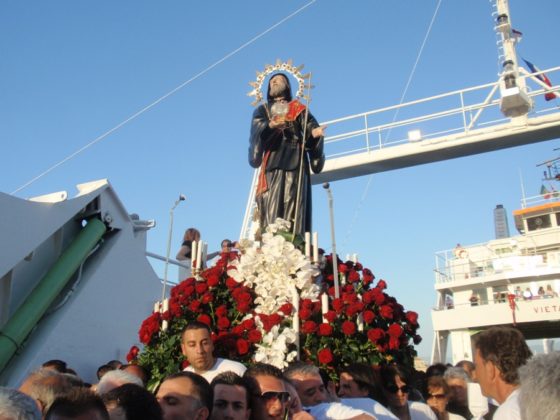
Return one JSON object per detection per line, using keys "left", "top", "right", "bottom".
{"left": 443, "top": 367, "right": 470, "bottom": 383}
{"left": 0, "top": 387, "right": 42, "bottom": 420}
{"left": 519, "top": 352, "right": 560, "bottom": 420}
{"left": 19, "top": 368, "right": 73, "bottom": 413}
{"left": 96, "top": 369, "right": 143, "bottom": 395}
{"left": 283, "top": 361, "right": 321, "bottom": 381}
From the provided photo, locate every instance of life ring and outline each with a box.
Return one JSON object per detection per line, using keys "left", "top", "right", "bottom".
{"left": 454, "top": 247, "right": 468, "bottom": 259}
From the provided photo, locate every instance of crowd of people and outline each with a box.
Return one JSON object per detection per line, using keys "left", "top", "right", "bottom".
{"left": 1, "top": 325, "right": 558, "bottom": 420}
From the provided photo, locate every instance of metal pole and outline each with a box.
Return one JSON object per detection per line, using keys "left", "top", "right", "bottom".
{"left": 161, "top": 194, "right": 186, "bottom": 303}
{"left": 323, "top": 183, "right": 340, "bottom": 298}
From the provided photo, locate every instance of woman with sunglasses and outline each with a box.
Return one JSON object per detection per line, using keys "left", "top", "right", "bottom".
{"left": 423, "top": 376, "right": 466, "bottom": 420}
{"left": 379, "top": 365, "right": 437, "bottom": 420}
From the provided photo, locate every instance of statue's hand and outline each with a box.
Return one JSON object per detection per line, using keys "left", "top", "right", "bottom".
{"left": 269, "top": 118, "right": 287, "bottom": 130}
{"left": 312, "top": 125, "right": 327, "bottom": 138}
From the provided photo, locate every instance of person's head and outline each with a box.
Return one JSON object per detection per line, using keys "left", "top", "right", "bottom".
{"left": 120, "top": 364, "right": 150, "bottom": 386}
{"left": 473, "top": 326, "right": 532, "bottom": 401}
{"left": 455, "top": 360, "right": 475, "bottom": 380}
{"left": 184, "top": 228, "right": 201, "bottom": 242}
{"left": 425, "top": 363, "right": 448, "bottom": 378}
{"left": 518, "top": 352, "right": 560, "bottom": 420}
{"left": 102, "top": 383, "right": 162, "bottom": 420}
{"left": 283, "top": 362, "right": 327, "bottom": 407}
{"left": 209, "top": 371, "right": 251, "bottom": 420}
{"left": 96, "top": 369, "right": 143, "bottom": 396}
{"left": 19, "top": 368, "right": 74, "bottom": 414}
{"left": 267, "top": 73, "right": 292, "bottom": 103}
{"left": 181, "top": 322, "right": 216, "bottom": 373}
{"left": 0, "top": 387, "right": 41, "bottom": 420}
{"left": 282, "top": 379, "right": 304, "bottom": 418}
{"left": 42, "top": 360, "right": 68, "bottom": 373}
{"left": 244, "top": 363, "right": 290, "bottom": 420}
{"left": 338, "top": 363, "right": 377, "bottom": 399}
{"left": 423, "top": 376, "right": 451, "bottom": 418}
{"left": 106, "top": 360, "right": 123, "bottom": 370}
{"left": 97, "top": 365, "right": 114, "bottom": 380}
{"left": 220, "top": 239, "right": 233, "bottom": 252}
{"left": 45, "top": 388, "right": 109, "bottom": 420}
{"left": 443, "top": 367, "right": 469, "bottom": 406}
{"left": 379, "top": 365, "right": 411, "bottom": 410}
{"left": 156, "top": 372, "right": 212, "bottom": 420}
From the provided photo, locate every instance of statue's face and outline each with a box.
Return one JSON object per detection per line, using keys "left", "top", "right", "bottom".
{"left": 269, "top": 75, "right": 287, "bottom": 98}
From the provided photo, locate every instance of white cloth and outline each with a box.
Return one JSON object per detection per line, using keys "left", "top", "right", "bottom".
{"left": 340, "top": 398, "right": 398, "bottom": 419}
{"left": 183, "top": 357, "right": 246, "bottom": 383}
{"left": 467, "top": 382, "right": 489, "bottom": 419}
{"left": 492, "top": 388, "right": 521, "bottom": 420}
{"left": 408, "top": 401, "right": 438, "bottom": 420}
{"left": 178, "top": 259, "right": 191, "bottom": 282}
{"left": 307, "top": 402, "right": 369, "bottom": 419}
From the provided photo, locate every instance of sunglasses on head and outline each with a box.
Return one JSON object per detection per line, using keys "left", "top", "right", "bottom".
{"left": 386, "top": 384, "right": 410, "bottom": 394}
{"left": 258, "top": 391, "right": 291, "bottom": 403}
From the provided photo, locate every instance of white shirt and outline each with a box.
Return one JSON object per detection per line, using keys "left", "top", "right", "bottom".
{"left": 183, "top": 357, "right": 246, "bottom": 383}
{"left": 492, "top": 388, "right": 521, "bottom": 420}
{"left": 340, "top": 398, "right": 398, "bottom": 419}
{"left": 407, "top": 401, "right": 438, "bottom": 420}
{"left": 307, "top": 402, "right": 370, "bottom": 419}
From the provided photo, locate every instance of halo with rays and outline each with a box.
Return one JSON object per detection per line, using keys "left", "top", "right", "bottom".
{"left": 247, "top": 58, "right": 313, "bottom": 107}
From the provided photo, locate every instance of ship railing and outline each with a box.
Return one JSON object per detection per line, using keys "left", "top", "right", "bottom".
{"left": 521, "top": 192, "right": 560, "bottom": 209}
{"left": 320, "top": 66, "right": 560, "bottom": 160}
{"left": 433, "top": 292, "right": 558, "bottom": 311}
{"left": 146, "top": 251, "right": 189, "bottom": 286}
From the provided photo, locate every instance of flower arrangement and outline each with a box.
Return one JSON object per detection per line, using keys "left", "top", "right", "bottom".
{"left": 130, "top": 220, "right": 421, "bottom": 388}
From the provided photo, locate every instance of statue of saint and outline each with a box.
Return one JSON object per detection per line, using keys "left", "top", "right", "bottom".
{"left": 249, "top": 73, "right": 326, "bottom": 237}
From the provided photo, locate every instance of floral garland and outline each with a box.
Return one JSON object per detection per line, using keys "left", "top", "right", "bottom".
{"left": 129, "top": 220, "right": 421, "bottom": 388}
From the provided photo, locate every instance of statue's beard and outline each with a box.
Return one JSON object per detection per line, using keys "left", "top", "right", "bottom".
{"left": 269, "top": 84, "right": 287, "bottom": 99}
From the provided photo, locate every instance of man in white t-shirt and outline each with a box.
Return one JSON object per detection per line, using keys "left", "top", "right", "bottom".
{"left": 473, "top": 326, "right": 532, "bottom": 420}
{"left": 181, "top": 321, "right": 246, "bottom": 383}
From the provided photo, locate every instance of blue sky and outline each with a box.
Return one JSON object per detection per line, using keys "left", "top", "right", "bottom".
{"left": 2, "top": 0, "right": 559, "bottom": 360}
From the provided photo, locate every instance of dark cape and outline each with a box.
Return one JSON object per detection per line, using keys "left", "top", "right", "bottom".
{"left": 249, "top": 102, "right": 325, "bottom": 237}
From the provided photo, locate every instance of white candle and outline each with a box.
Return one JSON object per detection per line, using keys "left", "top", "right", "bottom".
{"left": 191, "top": 240, "right": 198, "bottom": 266}
{"left": 162, "top": 299, "right": 169, "bottom": 331}
{"left": 196, "top": 240, "right": 203, "bottom": 270}
{"left": 312, "top": 232, "right": 319, "bottom": 263}
{"left": 357, "top": 313, "right": 364, "bottom": 332}
{"left": 321, "top": 293, "right": 329, "bottom": 323}
{"left": 153, "top": 301, "right": 160, "bottom": 313}
{"left": 291, "top": 287, "right": 300, "bottom": 333}
{"left": 305, "top": 232, "right": 311, "bottom": 259}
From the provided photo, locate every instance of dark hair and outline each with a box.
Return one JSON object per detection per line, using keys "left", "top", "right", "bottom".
{"left": 102, "top": 384, "right": 162, "bottom": 420}
{"left": 182, "top": 321, "right": 212, "bottom": 339}
{"left": 45, "top": 388, "right": 109, "bottom": 420}
{"left": 120, "top": 364, "right": 150, "bottom": 386}
{"left": 423, "top": 375, "right": 450, "bottom": 399}
{"left": 244, "top": 363, "right": 285, "bottom": 398}
{"left": 97, "top": 364, "right": 113, "bottom": 380}
{"left": 106, "top": 360, "right": 123, "bottom": 370}
{"left": 379, "top": 364, "right": 410, "bottom": 386}
{"left": 339, "top": 363, "right": 378, "bottom": 399}
{"left": 267, "top": 73, "right": 292, "bottom": 102}
{"left": 473, "top": 326, "right": 532, "bottom": 384}
{"left": 211, "top": 371, "right": 252, "bottom": 409}
{"left": 42, "top": 360, "right": 67, "bottom": 373}
{"left": 426, "top": 363, "right": 448, "bottom": 378}
{"left": 162, "top": 372, "right": 213, "bottom": 412}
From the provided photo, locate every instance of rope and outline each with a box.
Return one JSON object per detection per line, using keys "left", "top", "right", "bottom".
{"left": 11, "top": 0, "right": 317, "bottom": 195}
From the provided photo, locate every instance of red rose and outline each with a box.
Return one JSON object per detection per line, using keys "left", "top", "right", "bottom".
{"left": 237, "top": 302, "right": 251, "bottom": 314}
{"left": 362, "top": 268, "right": 375, "bottom": 285}
{"left": 302, "top": 320, "right": 317, "bottom": 334}
{"left": 226, "top": 277, "right": 239, "bottom": 289}
{"left": 207, "top": 273, "right": 220, "bottom": 287}
{"left": 201, "top": 292, "right": 214, "bottom": 304}
{"left": 299, "top": 308, "right": 312, "bottom": 320}
{"left": 215, "top": 305, "right": 228, "bottom": 318}
{"left": 138, "top": 312, "right": 160, "bottom": 345}
{"left": 242, "top": 319, "right": 255, "bottom": 330}
{"left": 195, "top": 282, "right": 208, "bottom": 294}
{"left": 367, "top": 328, "right": 385, "bottom": 343}
{"left": 197, "top": 314, "right": 211, "bottom": 326}
{"left": 318, "top": 323, "right": 333, "bottom": 336}
{"left": 317, "top": 348, "right": 333, "bottom": 364}
{"left": 363, "top": 310, "right": 376, "bottom": 324}
{"left": 236, "top": 338, "right": 250, "bottom": 355}
{"left": 362, "top": 290, "right": 374, "bottom": 305}
{"left": 232, "top": 325, "right": 244, "bottom": 335}
{"left": 405, "top": 311, "right": 419, "bottom": 326}
{"left": 169, "top": 300, "right": 182, "bottom": 318}
{"left": 355, "top": 262, "right": 363, "bottom": 271}
{"left": 184, "top": 285, "right": 195, "bottom": 297}
{"left": 376, "top": 279, "right": 387, "bottom": 290}
{"left": 341, "top": 320, "right": 356, "bottom": 336}
{"left": 338, "top": 263, "right": 349, "bottom": 274}
{"left": 269, "top": 314, "right": 283, "bottom": 326}
{"left": 332, "top": 298, "right": 344, "bottom": 313}
{"left": 217, "top": 317, "right": 231, "bottom": 330}
{"left": 346, "top": 302, "right": 364, "bottom": 318}
{"left": 301, "top": 299, "right": 314, "bottom": 310}
{"left": 279, "top": 302, "right": 293, "bottom": 315}
{"left": 379, "top": 305, "right": 393, "bottom": 319}
{"left": 374, "top": 291, "right": 386, "bottom": 306}
{"left": 181, "top": 359, "right": 190, "bottom": 369}
{"left": 388, "top": 323, "right": 403, "bottom": 338}
{"left": 389, "top": 336, "right": 400, "bottom": 350}
{"left": 248, "top": 329, "right": 262, "bottom": 343}
{"left": 126, "top": 345, "right": 139, "bottom": 362}
{"left": 348, "top": 270, "right": 360, "bottom": 283}
{"left": 324, "top": 310, "right": 337, "bottom": 323}
{"left": 188, "top": 300, "right": 201, "bottom": 312}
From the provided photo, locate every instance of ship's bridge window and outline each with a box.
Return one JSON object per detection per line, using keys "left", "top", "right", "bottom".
{"left": 527, "top": 215, "right": 551, "bottom": 231}
{"left": 555, "top": 212, "right": 560, "bottom": 227}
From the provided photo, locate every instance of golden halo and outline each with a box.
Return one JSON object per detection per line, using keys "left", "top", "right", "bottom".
{"left": 247, "top": 58, "right": 312, "bottom": 107}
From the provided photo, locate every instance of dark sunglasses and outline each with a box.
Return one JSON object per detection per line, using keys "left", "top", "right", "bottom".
{"left": 427, "top": 393, "right": 447, "bottom": 400}
{"left": 258, "top": 391, "right": 291, "bottom": 403}
{"left": 386, "top": 384, "right": 410, "bottom": 394}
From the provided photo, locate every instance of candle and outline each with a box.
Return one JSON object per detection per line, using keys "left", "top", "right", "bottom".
{"left": 305, "top": 232, "right": 311, "bottom": 259}
{"left": 196, "top": 240, "right": 203, "bottom": 270}
{"left": 162, "top": 299, "right": 169, "bottom": 331}
{"left": 191, "top": 240, "right": 198, "bottom": 267}
{"left": 357, "top": 313, "right": 364, "bottom": 332}
{"left": 291, "top": 286, "right": 300, "bottom": 333}
{"left": 321, "top": 293, "right": 329, "bottom": 323}
{"left": 153, "top": 301, "right": 160, "bottom": 313}
{"left": 312, "top": 232, "right": 319, "bottom": 263}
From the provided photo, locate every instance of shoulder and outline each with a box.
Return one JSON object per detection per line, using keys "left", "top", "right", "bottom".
{"left": 493, "top": 389, "right": 521, "bottom": 420}
{"left": 408, "top": 401, "right": 438, "bottom": 420}
{"left": 214, "top": 358, "right": 247, "bottom": 374}
{"left": 340, "top": 398, "right": 397, "bottom": 419}
{"left": 307, "top": 402, "right": 367, "bottom": 419}
{"left": 447, "top": 413, "right": 467, "bottom": 420}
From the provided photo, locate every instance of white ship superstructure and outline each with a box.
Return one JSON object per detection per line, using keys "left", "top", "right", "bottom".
{"left": 431, "top": 197, "right": 560, "bottom": 364}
